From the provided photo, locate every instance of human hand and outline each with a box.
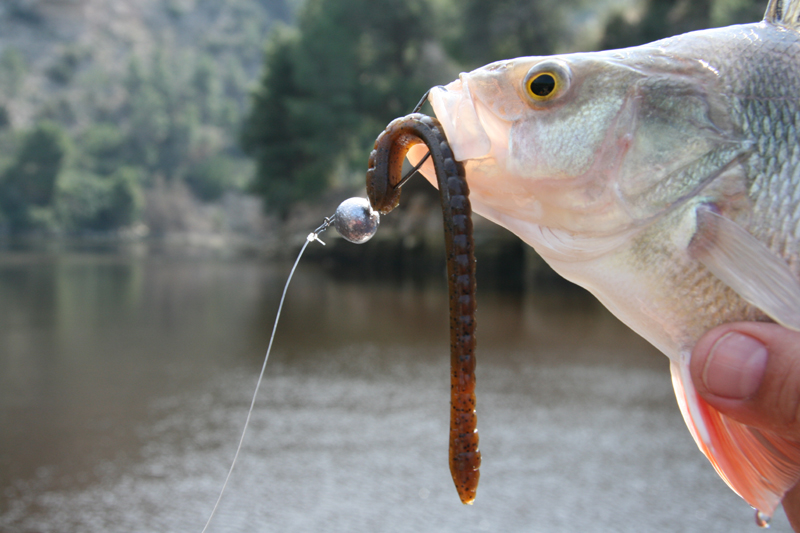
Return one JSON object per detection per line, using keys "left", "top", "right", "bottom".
{"left": 691, "top": 322, "right": 800, "bottom": 531}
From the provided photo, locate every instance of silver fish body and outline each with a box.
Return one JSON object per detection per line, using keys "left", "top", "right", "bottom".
{"left": 410, "top": 0, "right": 800, "bottom": 516}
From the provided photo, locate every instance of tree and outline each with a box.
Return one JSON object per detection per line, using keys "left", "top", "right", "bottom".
{"left": 598, "top": 0, "right": 767, "bottom": 51}
{"left": 121, "top": 51, "right": 202, "bottom": 181}
{"left": 78, "top": 122, "right": 126, "bottom": 176}
{"left": 242, "top": 0, "right": 439, "bottom": 215}
{"left": 600, "top": 0, "right": 713, "bottom": 50}
{"left": 711, "top": 0, "right": 767, "bottom": 26}
{"left": 444, "top": 0, "right": 580, "bottom": 67}
{"left": 0, "top": 48, "right": 26, "bottom": 99}
{"left": 55, "top": 166, "right": 143, "bottom": 231}
{"left": 192, "top": 54, "right": 223, "bottom": 124}
{"left": 241, "top": 25, "right": 309, "bottom": 214}
{"left": 0, "top": 121, "right": 68, "bottom": 230}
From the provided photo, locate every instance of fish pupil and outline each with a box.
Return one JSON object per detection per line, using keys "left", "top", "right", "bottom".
{"left": 529, "top": 74, "right": 556, "bottom": 97}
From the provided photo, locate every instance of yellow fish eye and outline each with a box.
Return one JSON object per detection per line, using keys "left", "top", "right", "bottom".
{"left": 527, "top": 73, "right": 558, "bottom": 99}
{"left": 523, "top": 61, "right": 571, "bottom": 104}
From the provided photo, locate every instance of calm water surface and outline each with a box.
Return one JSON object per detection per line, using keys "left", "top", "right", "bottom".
{"left": 0, "top": 247, "right": 791, "bottom": 532}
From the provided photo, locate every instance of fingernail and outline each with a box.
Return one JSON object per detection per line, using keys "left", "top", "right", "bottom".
{"left": 702, "top": 332, "right": 768, "bottom": 399}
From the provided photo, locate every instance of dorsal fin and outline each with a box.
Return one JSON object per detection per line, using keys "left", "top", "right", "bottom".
{"left": 765, "top": 0, "right": 800, "bottom": 28}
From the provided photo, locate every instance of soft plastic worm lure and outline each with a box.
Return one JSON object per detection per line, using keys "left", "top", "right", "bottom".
{"left": 366, "top": 113, "right": 480, "bottom": 504}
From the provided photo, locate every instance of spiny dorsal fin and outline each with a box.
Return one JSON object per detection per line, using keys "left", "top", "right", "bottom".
{"left": 765, "top": 0, "right": 800, "bottom": 29}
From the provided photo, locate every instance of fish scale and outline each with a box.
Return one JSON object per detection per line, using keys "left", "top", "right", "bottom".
{"left": 408, "top": 0, "right": 800, "bottom": 518}
{"left": 741, "top": 93, "right": 800, "bottom": 268}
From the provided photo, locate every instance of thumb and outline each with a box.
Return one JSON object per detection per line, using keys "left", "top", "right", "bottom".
{"left": 690, "top": 322, "right": 800, "bottom": 441}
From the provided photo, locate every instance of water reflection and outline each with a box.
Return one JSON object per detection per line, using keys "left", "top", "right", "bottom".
{"left": 0, "top": 248, "right": 791, "bottom": 532}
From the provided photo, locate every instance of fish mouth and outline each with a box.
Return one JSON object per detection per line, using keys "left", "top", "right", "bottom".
{"left": 428, "top": 77, "right": 492, "bottom": 161}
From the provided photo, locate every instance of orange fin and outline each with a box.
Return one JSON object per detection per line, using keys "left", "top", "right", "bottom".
{"left": 671, "top": 356, "right": 800, "bottom": 515}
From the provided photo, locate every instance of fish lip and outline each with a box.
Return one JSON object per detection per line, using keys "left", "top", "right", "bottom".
{"left": 428, "top": 75, "right": 492, "bottom": 161}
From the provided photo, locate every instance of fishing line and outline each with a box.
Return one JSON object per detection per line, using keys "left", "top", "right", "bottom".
{"left": 396, "top": 150, "right": 431, "bottom": 190}
{"left": 397, "top": 86, "right": 440, "bottom": 190}
{"left": 200, "top": 234, "right": 315, "bottom": 533}
{"left": 201, "top": 90, "right": 427, "bottom": 530}
{"left": 412, "top": 87, "right": 441, "bottom": 114}
{"left": 201, "top": 203, "right": 378, "bottom": 532}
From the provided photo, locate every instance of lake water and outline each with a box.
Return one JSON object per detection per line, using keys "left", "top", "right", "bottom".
{"left": 0, "top": 246, "right": 792, "bottom": 532}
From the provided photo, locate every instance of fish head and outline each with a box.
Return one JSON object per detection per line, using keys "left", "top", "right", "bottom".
{"left": 419, "top": 42, "right": 741, "bottom": 259}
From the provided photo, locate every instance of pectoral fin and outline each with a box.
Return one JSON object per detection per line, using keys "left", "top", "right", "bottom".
{"left": 690, "top": 205, "right": 800, "bottom": 331}
{"left": 671, "top": 357, "right": 800, "bottom": 515}
{"left": 678, "top": 205, "right": 800, "bottom": 513}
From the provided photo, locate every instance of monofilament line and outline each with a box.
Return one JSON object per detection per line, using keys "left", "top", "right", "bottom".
{"left": 201, "top": 223, "right": 330, "bottom": 533}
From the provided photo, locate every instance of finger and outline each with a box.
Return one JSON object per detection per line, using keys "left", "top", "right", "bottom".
{"left": 690, "top": 322, "right": 800, "bottom": 441}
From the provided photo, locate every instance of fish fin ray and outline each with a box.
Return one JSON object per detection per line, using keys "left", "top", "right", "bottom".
{"left": 690, "top": 205, "right": 800, "bottom": 331}
{"left": 765, "top": 0, "right": 800, "bottom": 29}
{"left": 671, "top": 357, "right": 800, "bottom": 514}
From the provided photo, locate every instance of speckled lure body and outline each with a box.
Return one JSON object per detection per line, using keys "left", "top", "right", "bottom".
{"left": 366, "top": 113, "right": 480, "bottom": 504}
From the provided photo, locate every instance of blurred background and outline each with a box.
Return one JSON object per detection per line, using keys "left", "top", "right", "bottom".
{"left": 1, "top": 0, "right": 793, "bottom": 531}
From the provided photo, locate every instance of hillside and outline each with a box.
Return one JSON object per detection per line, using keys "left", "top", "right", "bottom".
{"left": 0, "top": 0, "right": 293, "bottom": 244}
{"left": 1, "top": 0, "right": 292, "bottom": 127}
{"left": 0, "top": 0, "right": 764, "bottom": 259}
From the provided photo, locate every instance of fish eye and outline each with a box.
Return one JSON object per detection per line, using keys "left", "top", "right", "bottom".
{"left": 528, "top": 73, "right": 557, "bottom": 98}
{"left": 523, "top": 61, "right": 571, "bottom": 104}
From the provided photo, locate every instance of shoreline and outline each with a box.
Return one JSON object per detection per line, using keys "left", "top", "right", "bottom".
{"left": 0, "top": 183, "right": 573, "bottom": 292}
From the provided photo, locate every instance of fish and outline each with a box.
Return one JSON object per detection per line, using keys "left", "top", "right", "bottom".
{"left": 406, "top": 0, "right": 800, "bottom": 517}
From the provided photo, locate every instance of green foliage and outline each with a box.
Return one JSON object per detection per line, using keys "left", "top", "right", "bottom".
{"left": 55, "top": 167, "right": 144, "bottom": 231}
{"left": 37, "top": 98, "right": 77, "bottom": 126}
{"left": 242, "top": 0, "right": 438, "bottom": 215}
{"left": 0, "top": 106, "right": 9, "bottom": 129}
{"left": 444, "top": 0, "right": 576, "bottom": 66}
{"left": 192, "top": 55, "right": 223, "bottom": 124}
{"left": 241, "top": 26, "right": 308, "bottom": 213}
{"left": 107, "top": 167, "right": 145, "bottom": 228}
{"left": 185, "top": 154, "right": 251, "bottom": 202}
{"left": 53, "top": 169, "right": 106, "bottom": 229}
{"left": 598, "top": 0, "right": 766, "bottom": 51}
{"left": 46, "top": 46, "right": 88, "bottom": 86}
{"left": 711, "top": 0, "right": 767, "bottom": 26}
{"left": 0, "top": 121, "right": 69, "bottom": 230}
{"left": 0, "top": 0, "right": 287, "bottom": 234}
{"left": 0, "top": 120, "right": 145, "bottom": 234}
{"left": 0, "top": 47, "right": 26, "bottom": 99}
{"left": 0, "top": 128, "right": 18, "bottom": 178}
{"left": 78, "top": 123, "right": 126, "bottom": 176}
{"left": 610, "top": 0, "right": 709, "bottom": 49}
{"left": 120, "top": 52, "right": 205, "bottom": 181}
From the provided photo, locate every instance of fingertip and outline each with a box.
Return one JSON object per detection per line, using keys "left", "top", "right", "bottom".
{"left": 704, "top": 332, "right": 767, "bottom": 399}
{"left": 690, "top": 324, "right": 738, "bottom": 392}
{"left": 690, "top": 322, "right": 800, "bottom": 435}
{"left": 691, "top": 323, "right": 773, "bottom": 402}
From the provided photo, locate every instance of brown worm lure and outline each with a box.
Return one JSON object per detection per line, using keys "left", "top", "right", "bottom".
{"left": 366, "top": 113, "right": 480, "bottom": 505}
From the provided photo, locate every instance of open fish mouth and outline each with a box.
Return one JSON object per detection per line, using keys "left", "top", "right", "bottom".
{"left": 428, "top": 79, "right": 492, "bottom": 162}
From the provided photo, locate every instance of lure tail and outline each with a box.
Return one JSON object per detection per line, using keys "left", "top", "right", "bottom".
{"left": 671, "top": 357, "right": 800, "bottom": 515}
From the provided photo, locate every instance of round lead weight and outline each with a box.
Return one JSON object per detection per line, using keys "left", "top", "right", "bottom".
{"left": 333, "top": 197, "right": 380, "bottom": 244}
